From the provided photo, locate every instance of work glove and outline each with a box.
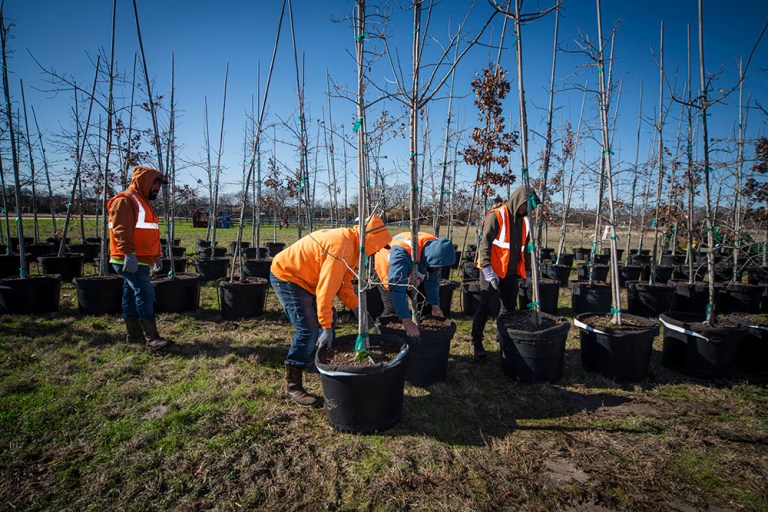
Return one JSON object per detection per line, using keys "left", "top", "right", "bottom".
{"left": 317, "top": 328, "right": 334, "bottom": 349}
{"left": 123, "top": 253, "right": 139, "bottom": 273}
{"left": 481, "top": 265, "right": 499, "bottom": 290}
{"left": 152, "top": 260, "right": 163, "bottom": 274}
{"left": 353, "top": 306, "right": 374, "bottom": 329}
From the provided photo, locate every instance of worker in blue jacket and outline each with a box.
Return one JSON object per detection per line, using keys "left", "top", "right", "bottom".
{"left": 375, "top": 232, "right": 455, "bottom": 338}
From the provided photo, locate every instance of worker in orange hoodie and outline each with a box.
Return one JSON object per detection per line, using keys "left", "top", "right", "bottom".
{"left": 270, "top": 214, "right": 392, "bottom": 406}
{"left": 108, "top": 165, "right": 170, "bottom": 350}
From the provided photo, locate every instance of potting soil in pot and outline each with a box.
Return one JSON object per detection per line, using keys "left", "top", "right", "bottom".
{"left": 318, "top": 339, "right": 402, "bottom": 367}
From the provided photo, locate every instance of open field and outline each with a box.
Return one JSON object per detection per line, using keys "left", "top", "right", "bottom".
{"left": 1, "top": 220, "right": 767, "bottom": 511}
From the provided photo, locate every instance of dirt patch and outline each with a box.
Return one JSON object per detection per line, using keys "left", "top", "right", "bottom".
{"left": 543, "top": 458, "right": 590, "bottom": 485}
{"left": 579, "top": 314, "right": 654, "bottom": 331}
{"left": 318, "top": 340, "right": 401, "bottom": 367}
{"left": 380, "top": 317, "right": 452, "bottom": 332}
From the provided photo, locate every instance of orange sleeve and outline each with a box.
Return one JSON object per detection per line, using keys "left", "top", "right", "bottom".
{"left": 315, "top": 252, "right": 352, "bottom": 329}
{"left": 337, "top": 268, "right": 359, "bottom": 312}
{"left": 109, "top": 196, "right": 137, "bottom": 255}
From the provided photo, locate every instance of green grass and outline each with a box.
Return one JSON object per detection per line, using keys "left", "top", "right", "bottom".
{"left": 1, "top": 219, "right": 768, "bottom": 510}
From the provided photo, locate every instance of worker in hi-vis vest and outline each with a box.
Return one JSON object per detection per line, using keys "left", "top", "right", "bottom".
{"left": 374, "top": 232, "right": 456, "bottom": 338}
{"left": 108, "top": 165, "right": 171, "bottom": 350}
{"left": 471, "top": 186, "right": 538, "bottom": 359}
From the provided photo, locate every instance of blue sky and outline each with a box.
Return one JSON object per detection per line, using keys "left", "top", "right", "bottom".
{"left": 3, "top": 0, "right": 767, "bottom": 209}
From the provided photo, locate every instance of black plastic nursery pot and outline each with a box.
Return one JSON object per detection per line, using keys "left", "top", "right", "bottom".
{"left": 377, "top": 315, "right": 456, "bottom": 387}
{"left": 24, "top": 243, "right": 55, "bottom": 262}
{"left": 38, "top": 253, "right": 84, "bottom": 283}
{"left": 241, "top": 258, "right": 272, "bottom": 280}
{"left": 152, "top": 273, "right": 201, "bottom": 313}
{"left": 159, "top": 238, "right": 181, "bottom": 246}
{"left": 92, "top": 258, "right": 119, "bottom": 275}
{"left": 592, "top": 254, "right": 610, "bottom": 265}
{"left": 652, "top": 265, "right": 674, "bottom": 284}
{"left": 554, "top": 253, "right": 575, "bottom": 267}
{"left": 461, "top": 262, "right": 480, "bottom": 280}
{"left": 229, "top": 241, "right": 251, "bottom": 256}
{"left": 0, "top": 254, "right": 30, "bottom": 278}
{"left": 10, "top": 236, "right": 34, "bottom": 247}
{"left": 570, "top": 281, "right": 612, "bottom": 314}
{"left": 67, "top": 243, "right": 100, "bottom": 263}
{"left": 602, "top": 247, "right": 624, "bottom": 261}
{"left": 518, "top": 278, "right": 560, "bottom": 315}
{"left": 659, "top": 254, "right": 677, "bottom": 267}
{"left": 573, "top": 247, "right": 590, "bottom": 261}
{"left": 243, "top": 247, "right": 269, "bottom": 259}
{"left": 154, "top": 257, "right": 187, "bottom": 276}
{"left": 576, "top": 263, "right": 608, "bottom": 282}
{"left": 194, "top": 257, "right": 229, "bottom": 281}
{"left": 628, "top": 254, "right": 651, "bottom": 266}
{"left": 46, "top": 237, "right": 71, "bottom": 245}
{"left": 419, "top": 279, "right": 458, "bottom": 318}
{"left": 266, "top": 241, "right": 286, "bottom": 257}
{"left": 497, "top": 311, "right": 570, "bottom": 383}
{"left": 0, "top": 275, "right": 61, "bottom": 314}
{"left": 747, "top": 266, "right": 768, "bottom": 285}
{"left": 198, "top": 247, "right": 227, "bottom": 259}
{"left": 218, "top": 277, "right": 269, "bottom": 319}
{"left": 630, "top": 248, "right": 651, "bottom": 256}
{"left": 73, "top": 275, "right": 123, "bottom": 315}
{"left": 659, "top": 311, "right": 746, "bottom": 378}
{"left": 727, "top": 313, "right": 768, "bottom": 373}
{"left": 162, "top": 246, "right": 186, "bottom": 258}
{"left": 626, "top": 281, "right": 675, "bottom": 317}
{"left": 619, "top": 264, "right": 643, "bottom": 288}
{"left": 460, "top": 279, "right": 500, "bottom": 317}
{"left": 540, "top": 247, "right": 555, "bottom": 261}
{"left": 542, "top": 263, "right": 572, "bottom": 288}
{"left": 85, "top": 237, "right": 101, "bottom": 244}
{"left": 316, "top": 334, "right": 409, "bottom": 434}
{"left": 575, "top": 313, "right": 660, "bottom": 382}
{"left": 718, "top": 283, "right": 764, "bottom": 314}
{"left": 669, "top": 280, "right": 710, "bottom": 315}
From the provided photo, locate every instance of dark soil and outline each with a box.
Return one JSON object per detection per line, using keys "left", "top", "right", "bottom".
{"left": 580, "top": 314, "right": 654, "bottom": 331}
{"left": 152, "top": 273, "right": 199, "bottom": 283}
{"left": 380, "top": 316, "right": 452, "bottom": 332}
{"left": 318, "top": 340, "right": 401, "bottom": 367}
{"left": 729, "top": 312, "right": 768, "bottom": 326}
{"left": 569, "top": 280, "right": 610, "bottom": 288}
{"left": 73, "top": 275, "right": 121, "bottom": 281}
{"left": 500, "top": 312, "right": 558, "bottom": 332}
{"left": 221, "top": 277, "right": 267, "bottom": 285}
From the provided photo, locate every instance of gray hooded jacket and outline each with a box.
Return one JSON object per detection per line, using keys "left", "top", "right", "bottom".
{"left": 477, "top": 186, "right": 537, "bottom": 272}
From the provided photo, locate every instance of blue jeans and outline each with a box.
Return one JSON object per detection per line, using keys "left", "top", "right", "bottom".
{"left": 270, "top": 271, "right": 326, "bottom": 368}
{"left": 113, "top": 264, "right": 155, "bottom": 321}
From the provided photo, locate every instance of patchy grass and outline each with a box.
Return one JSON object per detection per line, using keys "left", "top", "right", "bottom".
{"left": 2, "top": 221, "right": 768, "bottom": 510}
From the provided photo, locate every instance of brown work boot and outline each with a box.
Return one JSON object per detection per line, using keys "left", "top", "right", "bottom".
{"left": 284, "top": 364, "right": 322, "bottom": 407}
{"left": 125, "top": 317, "right": 145, "bottom": 343}
{"left": 139, "top": 319, "right": 172, "bottom": 350}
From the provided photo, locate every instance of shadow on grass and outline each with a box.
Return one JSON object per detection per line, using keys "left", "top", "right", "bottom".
{"left": 392, "top": 353, "right": 635, "bottom": 446}
{"left": 161, "top": 339, "right": 287, "bottom": 368}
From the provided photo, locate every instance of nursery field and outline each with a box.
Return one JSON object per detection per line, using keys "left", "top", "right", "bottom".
{"left": 1, "top": 221, "right": 768, "bottom": 511}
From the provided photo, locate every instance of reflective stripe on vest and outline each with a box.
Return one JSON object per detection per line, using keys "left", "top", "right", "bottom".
{"left": 108, "top": 192, "right": 159, "bottom": 230}
{"left": 374, "top": 232, "right": 435, "bottom": 290}
{"left": 491, "top": 206, "right": 511, "bottom": 250}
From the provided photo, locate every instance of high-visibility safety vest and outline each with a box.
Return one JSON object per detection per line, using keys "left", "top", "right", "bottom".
{"left": 374, "top": 231, "right": 435, "bottom": 290}
{"left": 107, "top": 191, "right": 161, "bottom": 258}
{"left": 484, "top": 206, "right": 530, "bottom": 279}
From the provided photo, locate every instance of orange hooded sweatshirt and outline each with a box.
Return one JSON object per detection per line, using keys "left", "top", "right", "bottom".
{"left": 270, "top": 215, "right": 392, "bottom": 329}
{"left": 108, "top": 166, "right": 163, "bottom": 266}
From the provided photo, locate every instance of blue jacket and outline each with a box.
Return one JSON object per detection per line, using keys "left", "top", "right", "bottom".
{"left": 388, "top": 238, "right": 455, "bottom": 320}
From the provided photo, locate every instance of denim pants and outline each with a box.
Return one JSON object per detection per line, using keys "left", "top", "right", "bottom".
{"left": 270, "top": 271, "right": 323, "bottom": 368}
{"left": 470, "top": 271, "right": 519, "bottom": 343}
{"left": 113, "top": 264, "right": 156, "bottom": 321}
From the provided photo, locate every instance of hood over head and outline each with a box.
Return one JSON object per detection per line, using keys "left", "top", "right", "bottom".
{"left": 506, "top": 185, "right": 539, "bottom": 221}
{"left": 128, "top": 165, "right": 166, "bottom": 199}
{"left": 358, "top": 213, "right": 392, "bottom": 256}
{"left": 422, "top": 238, "right": 456, "bottom": 268}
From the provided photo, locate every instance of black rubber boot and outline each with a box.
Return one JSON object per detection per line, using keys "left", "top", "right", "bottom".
{"left": 284, "top": 364, "right": 322, "bottom": 407}
{"left": 140, "top": 319, "right": 172, "bottom": 350}
{"left": 472, "top": 339, "right": 487, "bottom": 360}
{"left": 125, "top": 317, "right": 145, "bottom": 343}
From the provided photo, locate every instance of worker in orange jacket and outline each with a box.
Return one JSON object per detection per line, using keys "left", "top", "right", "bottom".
{"left": 108, "top": 165, "right": 170, "bottom": 350}
{"left": 270, "top": 214, "right": 392, "bottom": 406}
{"left": 471, "top": 186, "right": 537, "bottom": 358}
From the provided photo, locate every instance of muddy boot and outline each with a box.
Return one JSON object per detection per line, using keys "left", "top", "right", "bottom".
{"left": 139, "top": 319, "right": 172, "bottom": 350}
{"left": 472, "top": 339, "right": 487, "bottom": 360}
{"left": 125, "top": 317, "right": 145, "bottom": 343}
{"left": 284, "top": 364, "right": 322, "bottom": 407}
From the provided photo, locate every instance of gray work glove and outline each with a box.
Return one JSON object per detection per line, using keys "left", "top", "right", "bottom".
{"left": 353, "top": 306, "right": 374, "bottom": 329}
{"left": 318, "top": 328, "right": 334, "bottom": 349}
{"left": 152, "top": 260, "right": 163, "bottom": 274}
{"left": 123, "top": 253, "right": 139, "bottom": 273}
{"left": 481, "top": 265, "right": 499, "bottom": 290}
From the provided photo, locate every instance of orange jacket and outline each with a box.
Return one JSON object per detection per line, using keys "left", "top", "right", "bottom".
{"left": 483, "top": 205, "right": 530, "bottom": 279}
{"left": 271, "top": 215, "right": 392, "bottom": 329}
{"left": 374, "top": 231, "right": 435, "bottom": 290}
{"left": 108, "top": 166, "right": 163, "bottom": 266}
